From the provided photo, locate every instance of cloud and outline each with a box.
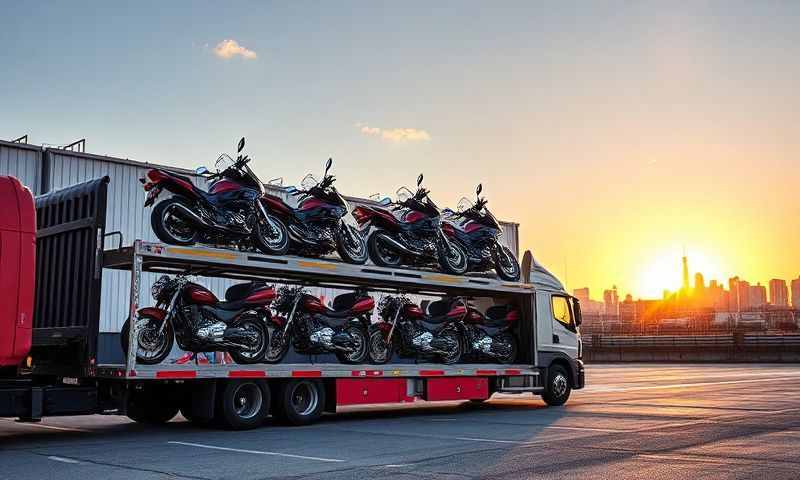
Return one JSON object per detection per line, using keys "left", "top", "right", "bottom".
{"left": 356, "top": 123, "right": 431, "bottom": 142}
{"left": 213, "top": 39, "right": 257, "bottom": 60}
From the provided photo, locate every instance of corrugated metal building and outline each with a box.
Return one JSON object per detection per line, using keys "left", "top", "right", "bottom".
{"left": 1, "top": 139, "right": 521, "bottom": 360}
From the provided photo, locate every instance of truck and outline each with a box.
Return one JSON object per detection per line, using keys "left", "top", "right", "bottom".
{"left": 0, "top": 175, "right": 584, "bottom": 430}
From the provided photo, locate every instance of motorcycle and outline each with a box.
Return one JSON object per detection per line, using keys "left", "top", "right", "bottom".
{"left": 141, "top": 137, "right": 290, "bottom": 255}
{"left": 260, "top": 158, "right": 368, "bottom": 264}
{"left": 264, "top": 286, "right": 374, "bottom": 364}
{"left": 120, "top": 274, "right": 271, "bottom": 365}
{"left": 442, "top": 184, "right": 520, "bottom": 281}
{"left": 367, "top": 295, "right": 465, "bottom": 364}
{"left": 352, "top": 174, "right": 469, "bottom": 275}
{"left": 458, "top": 301, "right": 519, "bottom": 364}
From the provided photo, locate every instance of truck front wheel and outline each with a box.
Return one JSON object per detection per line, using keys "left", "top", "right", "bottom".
{"left": 542, "top": 365, "right": 571, "bottom": 407}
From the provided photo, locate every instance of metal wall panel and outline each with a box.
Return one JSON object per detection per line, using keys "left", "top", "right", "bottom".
{"left": 46, "top": 149, "right": 235, "bottom": 333}
{"left": 0, "top": 141, "right": 42, "bottom": 195}
{"left": 500, "top": 222, "right": 520, "bottom": 258}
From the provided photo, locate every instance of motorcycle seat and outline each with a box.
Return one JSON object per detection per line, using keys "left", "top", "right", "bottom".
{"left": 225, "top": 282, "right": 270, "bottom": 301}
{"left": 425, "top": 299, "right": 466, "bottom": 324}
{"left": 217, "top": 282, "right": 276, "bottom": 310}
{"left": 322, "top": 292, "right": 374, "bottom": 318}
{"left": 484, "top": 305, "right": 519, "bottom": 326}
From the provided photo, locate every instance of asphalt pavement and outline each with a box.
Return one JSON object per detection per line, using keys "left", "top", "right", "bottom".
{"left": 2, "top": 364, "right": 800, "bottom": 479}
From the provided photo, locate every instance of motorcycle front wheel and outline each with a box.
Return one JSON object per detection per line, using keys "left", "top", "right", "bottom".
{"left": 336, "top": 224, "right": 368, "bottom": 264}
{"left": 438, "top": 330, "right": 463, "bottom": 365}
{"left": 437, "top": 241, "right": 469, "bottom": 276}
{"left": 494, "top": 245, "right": 521, "bottom": 281}
{"left": 335, "top": 325, "right": 369, "bottom": 364}
{"left": 120, "top": 315, "right": 174, "bottom": 365}
{"left": 151, "top": 198, "right": 199, "bottom": 245}
{"left": 367, "top": 326, "right": 392, "bottom": 364}
{"left": 263, "top": 322, "right": 291, "bottom": 364}
{"left": 228, "top": 316, "right": 268, "bottom": 364}
{"left": 253, "top": 214, "right": 290, "bottom": 255}
{"left": 495, "top": 333, "right": 518, "bottom": 364}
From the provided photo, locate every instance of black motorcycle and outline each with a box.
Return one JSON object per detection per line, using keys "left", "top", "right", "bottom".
{"left": 459, "top": 301, "right": 519, "bottom": 364}
{"left": 367, "top": 295, "right": 465, "bottom": 364}
{"left": 120, "top": 274, "right": 272, "bottom": 365}
{"left": 442, "top": 184, "right": 520, "bottom": 281}
{"left": 259, "top": 158, "right": 368, "bottom": 264}
{"left": 141, "top": 137, "right": 289, "bottom": 255}
{"left": 264, "top": 286, "right": 374, "bottom": 364}
{"left": 352, "top": 174, "right": 469, "bottom": 275}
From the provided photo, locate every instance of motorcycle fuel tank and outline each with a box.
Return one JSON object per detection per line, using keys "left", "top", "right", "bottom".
{"left": 185, "top": 283, "right": 219, "bottom": 305}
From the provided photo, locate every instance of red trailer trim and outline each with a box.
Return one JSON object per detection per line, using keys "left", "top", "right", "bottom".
{"left": 228, "top": 370, "right": 266, "bottom": 378}
{"left": 292, "top": 370, "right": 322, "bottom": 378}
{"left": 475, "top": 369, "right": 497, "bottom": 375}
{"left": 155, "top": 370, "right": 197, "bottom": 379}
{"left": 420, "top": 370, "right": 445, "bottom": 376}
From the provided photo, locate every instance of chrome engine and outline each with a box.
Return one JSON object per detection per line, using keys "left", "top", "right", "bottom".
{"left": 309, "top": 326, "right": 336, "bottom": 348}
{"left": 196, "top": 321, "right": 226, "bottom": 342}
{"left": 472, "top": 335, "right": 494, "bottom": 354}
{"left": 411, "top": 330, "right": 435, "bottom": 351}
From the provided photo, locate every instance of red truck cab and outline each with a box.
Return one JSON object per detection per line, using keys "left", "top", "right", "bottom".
{"left": 0, "top": 176, "right": 36, "bottom": 368}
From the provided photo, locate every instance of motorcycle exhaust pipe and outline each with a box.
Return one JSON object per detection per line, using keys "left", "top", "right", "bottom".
{"left": 170, "top": 203, "right": 246, "bottom": 234}
{"left": 375, "top": 233, "right": 422, "bottom": 256}
{"left": 169, "top": 203, "right": 207, "bottom": 227}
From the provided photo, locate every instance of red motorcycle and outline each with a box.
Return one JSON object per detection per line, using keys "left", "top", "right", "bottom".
{"left": 442, "top": 184, "right": 520, "bottom": 281}
{"left": 352, "top": 174, "right": 468, "bottom": 275}
{"left": 265, "top": 286, "right": 375, "bottom": 364}
{"left": 140, "top": 138, "right": 290, "bottom": 255}
{"left": 121, "top": 274, "right": 272, "bottom": 365}
{"left": 458, "top": 301, "right": 519, "bottom": 364}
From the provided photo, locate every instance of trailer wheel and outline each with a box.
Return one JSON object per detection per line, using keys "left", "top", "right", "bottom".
{"left": 273, "top": 379, "right": 325, "bottom": 426}
{"left": 216, "top": 380, "right": 270, "bottom": 430}
{"left": 127, "top": 389, "right": 179, "bottom": 425}
{"left": 542, "top": 365, "right": 571, "bottom": 407}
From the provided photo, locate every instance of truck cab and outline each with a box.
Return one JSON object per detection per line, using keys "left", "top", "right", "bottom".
{"left": 526, "top": 256, "right": 585, "bottom": 405}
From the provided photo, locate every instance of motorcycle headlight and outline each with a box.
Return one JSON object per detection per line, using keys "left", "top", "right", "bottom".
{"left": 151, "top": 275, "right": 171, "bottom": 302}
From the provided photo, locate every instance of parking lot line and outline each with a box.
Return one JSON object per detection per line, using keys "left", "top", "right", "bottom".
{"left": 167, "top": 441, "right": 346, "bottom": 463}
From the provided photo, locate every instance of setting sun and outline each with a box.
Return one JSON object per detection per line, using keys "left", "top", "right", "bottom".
{"left": 634, "top": 249, "right": 726, "bottom": 299}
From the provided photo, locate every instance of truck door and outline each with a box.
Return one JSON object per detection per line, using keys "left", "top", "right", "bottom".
{"left": 537, "top": 292, "right": 578, "bottom": 359}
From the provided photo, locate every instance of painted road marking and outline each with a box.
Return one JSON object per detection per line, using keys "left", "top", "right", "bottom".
{"left": 167, "top": 441, "right": 345, "bottom": 463}
{"left": 47, "top": 456, "right": 81, "bottom": 464}
{"left": 0, "top": 418, "right": 88, "bottom": 433}
{"left": 583, "top": 376, "right": 800, "bottom": 393}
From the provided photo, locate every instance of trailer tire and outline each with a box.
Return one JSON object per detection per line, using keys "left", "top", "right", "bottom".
{"left": 216, "top": 380, "right": 271, "bottom": 430}
{"left": 180, "top": 407, "right": 212, "bottom": 426}
{"left": 273, "top": 379, "right": 325, "bottom": 426}
{"left": 127, "top": 391, "right": 179, "bottom": 425}
{"left": 542, "top": 365, "right": 571, "bottom": 407}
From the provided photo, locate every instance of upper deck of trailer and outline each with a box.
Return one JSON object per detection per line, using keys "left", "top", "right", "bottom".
{"left": 103, "top": 240, "right": 540, "bottom": 297}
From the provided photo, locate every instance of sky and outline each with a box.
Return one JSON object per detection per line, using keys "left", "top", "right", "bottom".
{"left": 1, "top": 1, "right": 798, "bottom": 299}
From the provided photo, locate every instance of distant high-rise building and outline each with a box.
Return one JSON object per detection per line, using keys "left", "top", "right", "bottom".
{"left": 603, "top": 286, "right": 619, "bottom": 316}
{"left": 694, "top": 272, "right": 705, "bottom": 291}
{"left": 749, "top": 283, "right": 767, "bottom": 308}
{"left": 769, "top": 279, "right": 789, "bottom": 307}
{"left": 573, "top": 288, "right": 590, "bottom": 303}
{"left": 729, "top": 277, "right": 741, "bottom": 311}
{"left": 738, "top": 279, "right": 752, "bottom": 311}
{"left": 619, "top": 294, "right": 636, "bottom": 324}
{"left": 791, "top": 277, "right": 800, "bottom": 309}
{"left": 682, "top": 255, "right": 690, "bottom": 294}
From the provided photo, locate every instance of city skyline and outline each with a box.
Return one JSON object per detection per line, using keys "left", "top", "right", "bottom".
{"left": 575, "top": 253, "right": 800, "bottom": 311}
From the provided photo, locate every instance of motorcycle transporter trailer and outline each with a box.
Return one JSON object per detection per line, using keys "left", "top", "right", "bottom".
{"left": 0, "top": 176, "right": 584, "bottom": 430}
